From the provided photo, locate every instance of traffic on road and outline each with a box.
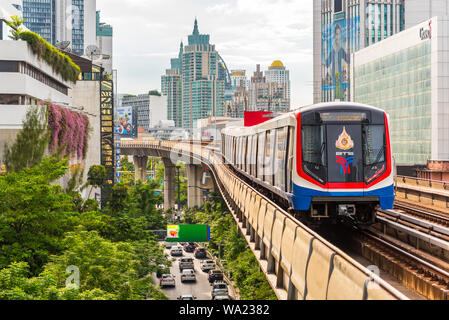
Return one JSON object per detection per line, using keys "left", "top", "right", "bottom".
{"left": 156, "top": 241, "right": 234, "bottom": 300}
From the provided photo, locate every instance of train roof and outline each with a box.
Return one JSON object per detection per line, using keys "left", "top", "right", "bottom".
{"left": 222, "top": 102, "right": 387, "bottom": 137}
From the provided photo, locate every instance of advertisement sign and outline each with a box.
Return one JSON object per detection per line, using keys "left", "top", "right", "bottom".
{"left": 321, "top": 17, "right": 359, "bottom": 100}
{"left": 166, "top": 225, "right": 211, "bottom": 242}
{"left": 115, "top": 106, "right": 137, "bottom": 137}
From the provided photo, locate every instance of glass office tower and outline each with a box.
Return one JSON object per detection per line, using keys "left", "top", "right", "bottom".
{"left": 23, "top": 0, "right": 56, "bottom": 44}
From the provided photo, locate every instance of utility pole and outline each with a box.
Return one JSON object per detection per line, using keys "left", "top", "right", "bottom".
{"left": 176, "top": 165, "right": 181, "bottom": 213}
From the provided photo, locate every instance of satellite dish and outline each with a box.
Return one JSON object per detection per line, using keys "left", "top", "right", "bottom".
{"left": 85, "top": 45, "right": 102, "bottom": 61}
{"left": 55, "top": 40, "right": 71, "bottom": 51}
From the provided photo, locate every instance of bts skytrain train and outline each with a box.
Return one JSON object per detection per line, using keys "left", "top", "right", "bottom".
{"left": 221, "top": 102, "right": 395, "bottom": 225}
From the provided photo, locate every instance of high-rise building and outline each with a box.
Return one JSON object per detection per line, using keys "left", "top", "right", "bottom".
{"left": 225, "top": 79, "right": 249, "bottom": 118}
{"left": 96, "top": 10, "right": 113, "bottom": 73}
{"left": 122, "top": 93, "right": 167, "bottom": 133}
{"left": 249, "top": 64, "right": 289, "bottom": 112}
{"left": 162, "top": 19, "right": 229, "bottom": 129}
{"left": 22, "top": 0, "right": 97, "bottom": 55}
{"left": 314, "top": 0, "right": 406, "bottom": 103}
{"left": 181, "top": 19, "right": 225, "bottom": 128}
{"left": 162, "top": 42, "right": 183, "bottom": 128}
{"left": 265, "top": 60, "right": 291, "bottom": 101}
{"left": 314, "top": 0, "right": 449, "bottom": 104}
{"left": 230, "top": 70, "right": 248, "bottom": 91}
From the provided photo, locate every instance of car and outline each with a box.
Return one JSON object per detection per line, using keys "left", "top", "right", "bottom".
{"left": 212, "top": 294, "right": 232, "bottom": 300}
{"left": 159, "top": 274, "right": 176, "bottom": 287}
{"left": 211, "top": 281, "right": 228, "bottom": 297}
{"left": 184, "top": 242, "right": 197, "bottom": 253}
{"left": 179, "top": 257, "right": 194, "bottom": 271}
{"left": 177, "top": 295, "right": 197, "bottom": 300}
{"left": 180, "top": 269, "right": 196, "bottom": 282}
{"left": 156, "top": 264, "right": 170, "bottom": 278}
{"left": 165, "top": 241, "right": 175, "bottom": 249}
{"left": 170, "top": 245, "right": 183, "bottom": 256}
{"left": 194, "top": 247, "right": 207, "bottom": 259}
{"left": 208, "top": 269, "right": 224, "bottom": 283}
{"left": 200, "top": 260, "right": 215, "bottom": 272}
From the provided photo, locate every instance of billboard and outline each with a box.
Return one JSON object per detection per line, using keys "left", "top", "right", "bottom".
{"left": 321, "top": 16, "right": 359, "bottom": 101}
{"left": 166, "top": 225, "right": 211, "bottom": 242}
{"left": 115, "top": 106, "right": 137, "bottom": 137}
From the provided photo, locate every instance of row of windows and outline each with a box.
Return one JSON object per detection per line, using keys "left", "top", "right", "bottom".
{"left": 0, "top": 94, "right": 40, "bottom": 105}
{"left": 223, "top": 126, "right": 294, "bottom": 193}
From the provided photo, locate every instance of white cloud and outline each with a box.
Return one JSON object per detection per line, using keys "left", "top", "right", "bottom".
{"left": 97, "top": 0, "right": 314, "bottom": 108}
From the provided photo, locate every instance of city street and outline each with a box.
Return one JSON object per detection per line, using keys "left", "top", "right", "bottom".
{"left": 158, "top": 245, "right": 216, "bottom": 301}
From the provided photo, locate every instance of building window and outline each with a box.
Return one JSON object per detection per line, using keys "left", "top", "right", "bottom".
{"left": 334, "top": 0, "right": 343, "bottom": 13}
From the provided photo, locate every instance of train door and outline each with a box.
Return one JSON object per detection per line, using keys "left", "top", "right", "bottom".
{"left": 326, "top": 125, "right": 364, "bottom": 184}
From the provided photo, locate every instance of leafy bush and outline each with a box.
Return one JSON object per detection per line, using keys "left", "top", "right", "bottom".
{"left": 19, "top": 31, "right": 81, "bottom": 83}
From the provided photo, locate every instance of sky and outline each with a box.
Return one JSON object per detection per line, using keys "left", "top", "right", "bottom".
{"left": 96, "top": 0, "right": 314, "bottom": 109}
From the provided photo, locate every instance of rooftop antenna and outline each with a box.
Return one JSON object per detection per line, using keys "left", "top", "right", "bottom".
{"left": 85, "top": 44, "right": 102, "bottom": 62}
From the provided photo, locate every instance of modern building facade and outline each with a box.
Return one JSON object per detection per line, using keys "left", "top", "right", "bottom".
{"left": 314, "top": 0, "right": 406, "bottom": 103}
{"left": 95, "top": 10, "right": 113, "bottom": 73}
{"left": 161, "top": 42, "right": 183, "bottom": 128}
{"left": 314, "top": 0, "right": 449, "bottom": 104}
{"left": 181, "top": 19, "right": 225, "bottom": 128}
{"left": 22, "top": 0, "right": 97, "bottom": 55}
{"left": 230, "top": 70, "right": 248, "bottom": 91}
{"left": 225, "top": 79, "right": 249, "bottom": 118}
{"left": 265, "top": 60, "right": 291, "bottom": 101}
{"left": 122, "top": 93, "right": 168, "bottom": 133}
{"left": 351, "top": 16, "right": 449, "bottom": 166}
{"left": 249, "top": 64, "right": 290, "bottom": 112}
{"left": 162, "top": 19, "right": 227, "bottom": 129}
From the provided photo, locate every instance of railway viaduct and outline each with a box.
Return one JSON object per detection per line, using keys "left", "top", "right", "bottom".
{"left": 120, "top": 139, "right": 408, "bottom": 300}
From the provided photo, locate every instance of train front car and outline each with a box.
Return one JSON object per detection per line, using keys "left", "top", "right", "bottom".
{"left": 293, "top": 102, "right": 394, "bottom": 225}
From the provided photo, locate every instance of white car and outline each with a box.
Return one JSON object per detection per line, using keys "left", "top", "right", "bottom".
{"left": 159, "top": 274, "right": 176, "bottom": 287}
{"left": 180, "top": 269, "right": 196, "bottom": 282}
{"left": 178, "top": 295, "right": 197, "bottom": 300}
{"left": 200, "top": 259, "right": 215, "bottom": 272}
{"left": 170, "top": 245, "right": 183, "bottom": 256}
{"left": 165, "top": 241, "right": 175, "bottom": 249}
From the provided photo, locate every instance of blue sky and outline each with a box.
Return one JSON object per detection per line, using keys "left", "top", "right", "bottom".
{"left": 97, "top": 0, "right": 314, "bottom": 108}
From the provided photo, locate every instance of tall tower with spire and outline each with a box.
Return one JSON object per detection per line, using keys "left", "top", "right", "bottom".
{"left": 162, "top": 18, "right": 226, "bottom": 128}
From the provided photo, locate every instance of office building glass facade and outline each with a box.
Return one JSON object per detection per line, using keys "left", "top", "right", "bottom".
{"left": 354, "top": 41, "right": 432, "bottom": 164}
{"left": 23, "top": 0, "right": 56, "bottom": 44}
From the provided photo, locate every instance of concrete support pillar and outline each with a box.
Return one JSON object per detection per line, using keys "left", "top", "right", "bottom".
{"left": 133, "top": 156, "right": 148, "bottom": 182}
{"left": 161, "top": 158, "right": 175, "bottom": 210}
{"left": 186, "top": 164, "right": 203, "bottom": 208}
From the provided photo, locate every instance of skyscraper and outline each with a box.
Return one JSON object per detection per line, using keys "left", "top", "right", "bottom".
{"left": 313, "top": 0, "right": 406, "bottom": 103}
{"left": 96, "top": 10, "right": 113, "bottom": 73}
{"left": 162, "top": 42, "right": 183, "bottom": 128}
{"left": 22, "top": 0, "right": 97, "bottom": 55}
{"left": 265, "top": 60, "right": 291, "bottom": 102}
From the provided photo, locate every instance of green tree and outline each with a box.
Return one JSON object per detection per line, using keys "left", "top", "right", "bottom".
{"left": 5, "top": 15, "right": 25, "bottom": 40}
{"left": 85, "top": 165, "right": 106, "bottom": 198}
{"left": 0, "top": 158, "right": 76, "bottom": 273}
{"left": 3, "top": 105, "right": 50, "bottom": 172}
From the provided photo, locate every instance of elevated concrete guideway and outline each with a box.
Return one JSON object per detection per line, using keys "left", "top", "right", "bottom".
{"left": 121, "top": 142, "right": 215, "bottom": 210}
{"left": 120, "top": 140, "right": 408, "bottom": 300}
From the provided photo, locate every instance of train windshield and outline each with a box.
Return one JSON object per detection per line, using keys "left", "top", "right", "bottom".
{"left": 302, "top": 117, "right": 387, "bottom": 185}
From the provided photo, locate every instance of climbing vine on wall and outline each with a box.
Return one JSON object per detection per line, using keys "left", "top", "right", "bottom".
{"left": 47, "top": 103, "right": 90, "bottom": 160}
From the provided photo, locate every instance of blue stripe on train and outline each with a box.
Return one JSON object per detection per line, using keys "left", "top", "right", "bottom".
{"left": 292, "top": 183, "right": 395, "bottom": 211}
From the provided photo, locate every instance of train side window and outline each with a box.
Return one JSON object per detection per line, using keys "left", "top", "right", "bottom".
{"left": 246, "top": 135, "right": 252, "bottom": 173}
{"left": 252, "top": 135, "right": 257, "bottom": 176}
{"left": 265, "top": 130, "right": 276, "bottom": 185}
{"left": 275, "top": 127, "right": 288, "bottom": 191}
{"left": 363, "top": 125, "right": 386, "bottom": 184}
{"left": 257, "top": 132, "right": 265, "bottom": 180}
{"left": 287, "top": 127, "right": 294, "bottom": 193}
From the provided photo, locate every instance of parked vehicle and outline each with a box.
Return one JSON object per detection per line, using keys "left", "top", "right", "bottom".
{"left": 170, "top": 245, "right": 183, "bottom": 256}
{"left": 165, "top": 241, "right": 175, "bottom": 249}
{"left": 156, "top": 264, "right": 170, "bottom": 278}
{"left": 200, "top": 260, "right": 215, "bottom": 272}
{"left": 180, "top": 269, "right": 196, "bottom": 283}
{"left": 179, "top": 257, "right": 194, "bottom": 271}
{"left": 194, "top": 247, "right": 207, "bottom": 259}
{"left": 208, "top": 270, "right": 224, "bottom": 283}
{"left": 211, "top": 281, "right": 228, "bottom": 298}
{"left": 159, "top": 274, "right": 176, "bottom": 288}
